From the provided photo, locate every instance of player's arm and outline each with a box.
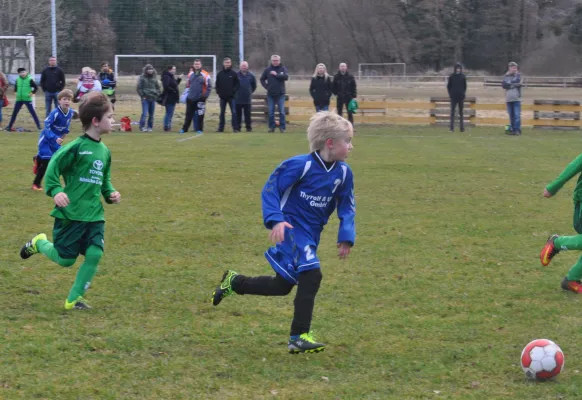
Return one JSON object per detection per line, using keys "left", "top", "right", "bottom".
{"left": 251, "top": 74, "right": 257, "bottom": 93}
{"left": 336, "top": 167, "right": 356, "bottom": 256}
{"left": 204, "top": 74, "right": 212, "bottom": 98}
{"left": 30, "top": 79, "right": 38, "bottom": 94}
{"left": 545, "top": 153, "right": 582, "bottom": 196}
{"left": 261, "top": 158, "right": 305, "bottom": 229}
{"left": 101, "top": 152, "right": 119, "bottom": 204}
{"left": 136, "top": 77, "right": 144, "bottom": 98}
{"left": 275, "top": 66, "right": 289, "bottom": 81}
{"left": 260, "top": 69, "right": 269, "bottom": 89}
{"left": 44, "top": 142, "right": 79, "bottom": 205}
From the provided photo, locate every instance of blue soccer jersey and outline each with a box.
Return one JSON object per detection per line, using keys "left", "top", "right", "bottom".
{"left": 262, "top": 152, "right": 356, "bottom": 283}
{"left": 38, "top": 106, "right": 74, "bottom": 160}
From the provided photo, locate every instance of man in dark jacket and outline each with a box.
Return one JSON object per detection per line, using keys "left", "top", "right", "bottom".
{"left": 332, "top": 63, "right": 357, "bottom": 126}
{"left": 447, "top": 62, "right": 467, "bottom": 132}
{"left": 235, "top": 61, "right": 257, "bottom": 132}
{"left": 260, "top": 55, "right": 288, "bottom": 133}
{"left": 40, "top": 57, "right": 66, "bottom": 117}
{"left": 215, "top": 57, "right": 240, "bottom": 132}
{"left": 98, "top": 62, "right": 117, "bottom": 110}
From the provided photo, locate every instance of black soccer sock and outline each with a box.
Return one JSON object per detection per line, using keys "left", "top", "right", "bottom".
{"left": 232, "top": 273, "right": 294, "bottom": 296}
{"left": 290, "top": 269, "right": 322, "bottom": 336}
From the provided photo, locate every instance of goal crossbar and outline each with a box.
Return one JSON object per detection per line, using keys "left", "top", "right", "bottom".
{"left": 114, "top": 54, "right": 217, "bottom": 81}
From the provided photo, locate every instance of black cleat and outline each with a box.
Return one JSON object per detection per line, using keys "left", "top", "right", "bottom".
{"left": 20, "top": 233, "right": 47, "bottom": 259}
{"left": 288, "top": 332, "right": 326, "bottom": 354}
{"left": 211, "top": 270, "right": 238, "bottom": 306}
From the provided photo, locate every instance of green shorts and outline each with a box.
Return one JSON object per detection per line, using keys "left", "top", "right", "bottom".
{"left": 53, "top": 218, "right": 105, "bottom": 259}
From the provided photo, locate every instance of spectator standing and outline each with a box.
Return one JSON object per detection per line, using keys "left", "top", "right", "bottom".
{"left": 447, "top": 62, "right": 467, "bottom": 132}
{"left": 502, "top": 61, "right": 522, "bottom": 136}
{"left": 215, "top": 57, "right": 240, "bottom": 132}
{"left": 309, "top": 63, "right": 333, "bottom": 112}
{"left": 332, "top": 63, "right": 357, "bottom": 126}
{"left": 235, "top": 61, "right": 257, "bottom": 132}
{"left": 136, "top": 64, "right": 161, "bottom": 132}
{"left": 161, "top": 65, "right": 182, "bottom": 132}
{"left": 40, "top": 56, "right": 66, "bottom": 117}
{"left": 0, "top": 70, "right": 8, "bottom": 130}
{"left": 6, "top": 67, "right": 41, "bottom": 131}
{"left": 98, "top": 62, "right": 117, "bottom": 109}
{"left": 260, "top": 55, "right": 288, "bottom": 133}
{"left": 180, "top": 59, "right": 212, "bottom": 135}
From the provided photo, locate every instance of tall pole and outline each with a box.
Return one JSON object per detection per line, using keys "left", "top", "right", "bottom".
{"left": 238, "top": 0, "right": 244, "bottom": 62}
{"left": 51, "top": 0, "right": 57, "bottom": 58}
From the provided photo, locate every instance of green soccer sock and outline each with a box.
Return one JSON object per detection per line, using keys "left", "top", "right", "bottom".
{"left": 567, "top": 254, "right": 582, "bottom": 281}
{"left": 67, "top": 245, "right": 103, "bottom": 303}
{"left": 554, "top": 235, "right": 582, "bottom": 251}
{"left": 36, "top": 239, "right": 76, "bottom": 267}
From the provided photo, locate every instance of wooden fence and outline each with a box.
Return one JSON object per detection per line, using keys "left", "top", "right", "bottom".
{"left": 265, "top": 97, "right": 582, "bottom": 129}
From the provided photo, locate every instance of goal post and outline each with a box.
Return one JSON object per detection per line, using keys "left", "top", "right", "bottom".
{"left": 358, "top": 63, "right": 406, "bottom": 80}
{"left": 114, "top": 54, "right": 217, "bottom": 82}
{"left": 0, "top": 35, "right": 36, "bottom": 106}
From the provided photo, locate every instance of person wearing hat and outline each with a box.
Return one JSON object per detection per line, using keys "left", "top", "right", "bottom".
{"left": 502, "top": 61, "right": 522, "bottom": 136}
{"left": 5, "top": 67, "right": 41, "bottom": 131}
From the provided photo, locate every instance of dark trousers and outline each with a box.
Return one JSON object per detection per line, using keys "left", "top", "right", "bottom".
{"left": 236, "top": 104, "right": 252, "bottom": 130}
{"left": 233, "top": 269, "right": 323, "bottom": 336}
{"left": 182, "top": 99, "right": 206, "bottom": 132}
{"left": 336, "top": 98, "right": 354, "bottom": 125}
{"left": 450, "top": 98, "right": 464, "bottom": 131}
{"left": 33, "top": 158, "right": 50, "bottom": 187}
{"left": 7, "top": 101, "right": 41, "bottom": 129}
{"left": 218, "top": 98, "right": 237, "bottom": 131}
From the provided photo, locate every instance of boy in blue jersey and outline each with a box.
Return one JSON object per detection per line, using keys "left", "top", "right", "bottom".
{"left": 212, "top": 111, "right": 356, "bottom": 354}
{"left": 32, "top": 89, "right": 74, "bottom": 191}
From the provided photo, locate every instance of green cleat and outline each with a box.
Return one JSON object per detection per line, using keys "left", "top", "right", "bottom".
{"left": 288, "top": 332, "right": 326, "bottom": 354}
{"left": 64, "top": 297, "right": 92, "bottom": 310}
{"left": 212, "top": 270, "right": 238, "bottom": 306}
{"left": 19, "top": 233, "right": 47, "bottom": 259}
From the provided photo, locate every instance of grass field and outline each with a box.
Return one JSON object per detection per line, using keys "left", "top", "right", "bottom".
{"left": 3, "top": 121, "right": 582, "bottom": 399}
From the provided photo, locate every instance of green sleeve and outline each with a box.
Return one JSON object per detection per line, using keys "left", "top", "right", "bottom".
{"left": 101, "top": 151, "right": 115, "bottom": 203}
{"left": 546, "top": 153, "right": 582, "bottom": 195}
{"left": 44, "top": 142, "right": 78, "bottom": 198}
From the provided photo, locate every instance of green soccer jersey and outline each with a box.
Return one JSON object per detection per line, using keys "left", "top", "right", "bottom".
{"left": 546, "top": 153, "right": 582, "bottom": 202}
{"left": 45, "top": 134, "right": 115, "bottom": 222}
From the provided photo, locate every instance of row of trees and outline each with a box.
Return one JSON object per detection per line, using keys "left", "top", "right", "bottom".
{"left": 0, "top": 0, "right": 581, "bottom": 75}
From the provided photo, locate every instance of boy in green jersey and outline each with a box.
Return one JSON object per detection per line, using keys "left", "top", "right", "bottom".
{"left": 19, "top": 92, "right": 121, "bottom": 310}
{"left": 540, "top": 153, "right": 582, "bottom": 293}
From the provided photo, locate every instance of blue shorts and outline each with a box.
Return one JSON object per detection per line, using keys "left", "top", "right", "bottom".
{"left": 264, "top": 227, "right": 321, "bottom": 285}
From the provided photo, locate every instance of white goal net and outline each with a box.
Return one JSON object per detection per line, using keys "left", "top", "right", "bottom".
{"left": 0, "top": 36, "right": 36, "bottom": 105}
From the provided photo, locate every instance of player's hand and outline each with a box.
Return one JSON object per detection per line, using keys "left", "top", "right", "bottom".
{"left": 56, "top": 137, "right": 64, "bottom": 145}
{"left": 544, "top": 188, "right": 553, "bottom": 198}
{"left": 109, "top": 191, "right": 121, "bottom": 203}
{"left": 337, "top": 242, "right": 352, "bottom": 259}
{"left": 269, "top": 221, "right": 293, "bottom": 244}
{"left": 270, "top": 71, "right": 277, "bottom": 76}
{"left": 54, "top": 192, "right": 70, "bottom": 207}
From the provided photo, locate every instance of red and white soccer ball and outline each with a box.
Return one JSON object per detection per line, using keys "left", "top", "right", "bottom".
{"left": 520, "top": 339, "right": 564, "bottom": 380}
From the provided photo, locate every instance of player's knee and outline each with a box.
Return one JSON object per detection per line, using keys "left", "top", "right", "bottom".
{"left": 59, "top": 258, "right": 76, "bottom": 268}
{"left": 299, "top": 268, "right": 322, "bottom": 292}
{"left": 85, "top": 246, "right": 104, "bottom": 263}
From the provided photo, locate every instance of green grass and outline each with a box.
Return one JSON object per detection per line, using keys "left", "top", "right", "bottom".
{"left": 2, "top": 122, "right": 582, "bottom": 399}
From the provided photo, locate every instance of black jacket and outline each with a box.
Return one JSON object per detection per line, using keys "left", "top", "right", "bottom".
{"left": 332, "top": 71, "right": 357, "bottom": 101}
{"left": 447, "top": 63, "right": 467, "bottom": 100}
{"left": 309, "top": 75, "right": 333, "bottom": 106}
{"left": 215, "top": 68, "right": 240, "bottom": 100}
{"left": 161, "top": 71, "right": 182, "bottom": 105}
{"left": 40, "top": 66, "right": 65, "bottom": 92}
{"left": 260, "top": 64, "right": 289, "bottom": 96}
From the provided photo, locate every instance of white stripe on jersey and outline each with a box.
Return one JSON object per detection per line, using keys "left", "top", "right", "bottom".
{"left": 280, "top": 160, "right": 311, "bottom": 210}
{"left": 341, "top": 165, "right": 347, "bottom": 184}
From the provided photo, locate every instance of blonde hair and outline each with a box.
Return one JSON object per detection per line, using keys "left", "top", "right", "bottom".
{"left": 81, "top": 66, "right": 91, "bottom": 74}
{"left": 58, "top": 89, "right": 74, "bottom": 100}
{"left": 307, "top": 111, "right": 352, "bottom": 152}
{"left": 313, "top": 63, "right": 329, "bottom": 78}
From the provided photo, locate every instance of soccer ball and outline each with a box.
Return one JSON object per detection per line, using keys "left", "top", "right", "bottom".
{"left": 520, "top": 339, "right": 565, "bottom": 380}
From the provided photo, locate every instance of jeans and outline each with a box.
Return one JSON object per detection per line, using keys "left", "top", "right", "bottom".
{"left": 7, "top": 101, "right": 41, "bottom": 129}
{"left": 219, "top": 98, "right": 237, "bottom": 131}
{"left": 140, "top": 99, "right": 156, "bottom": 130}
{"left": 45, "top": 92, "right": 59, "bottom": 117}
{"left": 236, "top": 103, "right": 252, "bottom": 130}
{"left": 336, "top": 98, "right": 354, "bottom": 125}
{"left": 267, "top": 94, "right": 286, "bottom": 130}
{"left": 506, "top": 101, "right": 521, "bottom": 133}
{"left": 450, "top": 98, "right": 464, "bottom": 131}
{"left": 164, "top": 103, "right": 176, "bottom": 130}
{"left": 315, "top": 105, "right": 329, "bottom": 112}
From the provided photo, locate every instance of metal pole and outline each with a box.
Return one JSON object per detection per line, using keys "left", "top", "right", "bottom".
{"left": 51, "top": 0, "right": 57, "bottom": 58}
{"left": 28, "top": 36, "right": 36, "bottom": 108}
{"left": 238, "top": 0, "right": 244, "bottom": 62}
